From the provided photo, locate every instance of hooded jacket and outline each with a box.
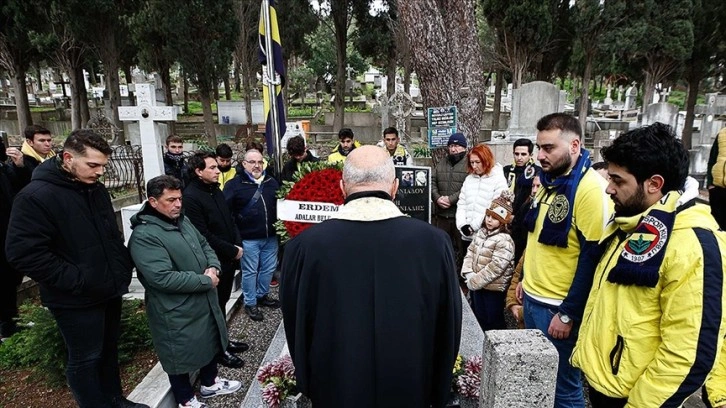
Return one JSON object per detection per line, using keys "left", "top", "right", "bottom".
{"left": 571, "top": 186, "right": 726, "bottom": 407}
{"left": 128, "top": 203, "right": 227, "bottom": 375}
{"left": 455, "top": 164, "right": 508, "bottom": 238}
{"left": 5, "top": 157, "right": 132, "bottom": 308}
{"left": 460, "top": 227, "right": 515, "bottom": 292}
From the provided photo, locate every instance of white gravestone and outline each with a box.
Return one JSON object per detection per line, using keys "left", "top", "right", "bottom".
{"left": 118, "top": 83, "right": 177, "bottom": 188}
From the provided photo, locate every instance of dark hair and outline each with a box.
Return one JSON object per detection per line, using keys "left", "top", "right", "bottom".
{"left": 215, "top": 143, "right": 233, "bottom": 158}
{"left": 536, "top": 113, "right": 582, "bottom": 140}
{"left": 513, "top": 138, "right": 534, "bottom": 154}
{"left": 165, "top": 135, "right": 183, "bottom": 145}
{"left": 592, "top": 161, "right": 608, "bottom": 171}
{"left": 338, "top": 128, "right": 354, "bottom": 140}
{"left": 383, "top": 127, "right": 398, "bottom": 138}
{"left": 287, "top": 136, "right": 306, "bottom": 155}
{"left": 147, "top": 175, "right": 182, "bottom": 199}
{"left": 63, "top": 129, "right": 112, "bottom": 156}
{"left": 24, "top": 125, "right": 51, "bottom": 141}
{"left": 601, "top": 122, "right": 688, "bottom": 194}
{"left": 246, "top": 140, "right": 264, "bottom": 154}
{"left": 188, "top": 152, "right": 217, "bottom": 177}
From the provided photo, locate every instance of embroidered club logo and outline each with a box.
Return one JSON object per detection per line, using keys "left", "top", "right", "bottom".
{"left": 621, "top": 215, "right": 668, "bottom": 263}
{"left": 547, "top": 194, "right": 569, "bottom": 223}
{"left": 524, "top": 164, "right": 536, "bottom": 180}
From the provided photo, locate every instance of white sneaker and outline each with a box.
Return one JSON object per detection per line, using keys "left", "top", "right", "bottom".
{"left": 199, "top": 377, "right": 242, "bottom": 398}
{"left": 178, "top": 396, "right": 207, "bottom": 408}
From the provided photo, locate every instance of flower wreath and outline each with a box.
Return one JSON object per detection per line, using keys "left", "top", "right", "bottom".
{"left": 275, "top": 161, "right": 344, "bottom": 243}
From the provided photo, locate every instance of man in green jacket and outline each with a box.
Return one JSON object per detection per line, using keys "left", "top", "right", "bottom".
{"left": 129, "top": 175, "right": 242, "bottom": 408}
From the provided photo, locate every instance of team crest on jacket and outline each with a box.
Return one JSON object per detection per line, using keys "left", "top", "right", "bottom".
{"left": 621, "top": 215, "right": 668, "bottom": 263}
{"left": 547, "top": 194, "right": 569, "bottom": 223}
{"left": 524, "top": 164, "right": 536, "bottom": 179}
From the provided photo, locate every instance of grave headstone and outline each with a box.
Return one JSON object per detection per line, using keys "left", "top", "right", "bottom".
{"left": 617, "top": 85, "right": 624, "bottom": 102}
{"left": 642, "top": 102, "right": 679, "bottom": 128}
{"left": 394, "top": 166, "right": 432, "bottom": 223}
{"left": 603, "top": 83, "right": 613, "bottom": 107}
{"left": 480, "top": 330, "right": 558, "bottom": 407}
{"left": 624, "top": 83, "right": 638, "bottom": 110}
{"left": 508, "top": 81, "right": 564, "bottom": 141}
{"left": 697, "top": 93, "right": 726, "bottom": 147}
{"left": 427, "top": 106, "right": 458, "bottom": 148}
{"left": 388, "top": 90, "right": 415, "bottom": 141}
{"left": 118, "top": 82, "right": 177, "bottom": 189}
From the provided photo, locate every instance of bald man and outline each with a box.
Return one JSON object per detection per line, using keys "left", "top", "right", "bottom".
{"left": 281, "top": 146, "right": 462, "bottom": 408}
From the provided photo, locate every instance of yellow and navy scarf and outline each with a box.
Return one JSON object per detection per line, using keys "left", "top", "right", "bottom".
{"left": 600, "top": 190, "right": 689, "bottom": 288}
{"left": 21, "top": 140, "right": 56, "bottom": 162}
{"left": 524, "top": 149, "right": 591, "bottom": 247}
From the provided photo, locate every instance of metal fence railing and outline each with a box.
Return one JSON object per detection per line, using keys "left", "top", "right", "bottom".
{"left": 105, "top": 145, "right": 144, "bottom": 201}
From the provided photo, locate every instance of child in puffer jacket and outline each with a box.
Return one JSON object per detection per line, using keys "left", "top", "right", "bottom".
{"left": 461, "top": 191, "right": 515, "bottom": 331}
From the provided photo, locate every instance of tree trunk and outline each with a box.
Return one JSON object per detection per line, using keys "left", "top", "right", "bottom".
{"left": 492, "top": 71, "right": 503, "bottom": 130}
{"left": 223, "top": 73, "right": 231, "bottom": 100}
{"left": 578, "top": 55, "right": 593, "bottom": 136}
{"left": 214, "top": 81, "right": 220, "bottom": 102}
{"left": 36, "top": 63, "right": 43, "bottom": 92}
{"left": 241, "top": 53, "right": 254, "bottom": 126}
{"left": 183, "top": 71, "right": 189, "bottom": 114}
{"left": 398, "top": 0, "right": 485, "bottom": 145}
{"left": 331, "top": 1, "right": 348, "bottom": 132}
{"left": 681, "top": 73, "right": 700, "bottom": 150}
{"left": 234, "top": 57, "right": 241, "bottom": 93}
{"left": 67, "top": 67, "right": 82, "bottom": 130}
{"left": 12, "top": 72, "right": 33, "bottom": 131}
{"left": 642, "top": 71, "right": 655, "bottom": 113}
{"left": 76, "top": 65, "right": 90, "bottom": 127}
{"left": 386, "top": 56, "right": 396, "bottom": 98}
{"left": 199, "top": 90, "right": 217, "bottom": 146}
{"left": 403, "top": 64, "right": 411, "bottom": 95}
{"left": 160, "top": 67, "right": 176, "bottom": 135}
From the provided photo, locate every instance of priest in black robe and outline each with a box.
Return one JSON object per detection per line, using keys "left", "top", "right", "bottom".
{"left": 281, "top": 145, "right": 462, "bottom": 408}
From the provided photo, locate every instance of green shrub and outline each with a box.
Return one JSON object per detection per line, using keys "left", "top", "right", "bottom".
{"left": 0, "top": 299, "right": 153, "bottom": 386}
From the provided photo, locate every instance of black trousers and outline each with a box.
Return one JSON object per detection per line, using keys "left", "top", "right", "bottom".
{"left": 217, "top": 261, "right": 236, "bottom": 316}
{"left": 0, "top": 268, "right": 20, "bottom": 337}
{"left": 50, "top": 297, "right": 123, "bottom": 408}
{"left": 709, "top": 186, "right": 726, "bottom": 230}
{"left": 588, "top": 385, "right": 627, "bottom": 408}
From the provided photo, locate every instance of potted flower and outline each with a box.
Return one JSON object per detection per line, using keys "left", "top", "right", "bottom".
{"left": 257, "top": 354, "right": 311, "bottom": 408}
{"left": 449, "top": 355, "right": 482, "bottom": 408}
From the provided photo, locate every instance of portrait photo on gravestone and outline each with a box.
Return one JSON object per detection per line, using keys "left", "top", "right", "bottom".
{"left": 395, "top": 165, "right": 431, "bottom": 223}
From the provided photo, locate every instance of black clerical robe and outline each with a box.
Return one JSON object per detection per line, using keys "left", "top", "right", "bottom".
{"left": 281, "top": 195, "right": 462, "bottom": 408}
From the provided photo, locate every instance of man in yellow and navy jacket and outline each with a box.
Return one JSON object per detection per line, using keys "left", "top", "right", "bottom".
{"left": 571, "top": 122, "right": 726, "bottom": 408}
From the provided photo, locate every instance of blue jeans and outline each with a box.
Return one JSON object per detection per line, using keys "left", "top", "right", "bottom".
{"left": 49, "top": 297, "right": 123, "bottom": 408}
{"left": 241, "top": 237, "right": 278, "bottom": 306}
{"left": 523, "top": 295, "right": 585, "bottom": 408}
{"left": 168, "top": 358, "right": 217, "bottom": 405}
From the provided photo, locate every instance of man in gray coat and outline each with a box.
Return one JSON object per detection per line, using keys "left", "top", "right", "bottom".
{"left": 129, "top": 175, "right": 242, "bottom": 408}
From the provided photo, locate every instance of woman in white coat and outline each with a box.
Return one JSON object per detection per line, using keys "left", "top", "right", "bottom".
{"left": 456, "top": 143, "right": 508, "bottom": 242}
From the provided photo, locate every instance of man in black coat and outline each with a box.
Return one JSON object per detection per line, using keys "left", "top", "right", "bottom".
{"left": 0, "top": 143, "right": 30, "bottom": 339}
{"left": 5, "top": 130, "right": 146, "bottom": 408}
{"left": 281, "top": 145, "right": 462, "bottom": 408}
{"left": 184, "top": 152, "right": 249, "bottom": 364}
{"left": 281, "top": 135, "right": 320, "bottom": 182}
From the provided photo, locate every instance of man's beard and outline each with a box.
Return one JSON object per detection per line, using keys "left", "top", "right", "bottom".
{"left": 218, "top": 164, "right": 231, "bottom": 172}
{"left": 613, "top": 185, "right": 648, "bottom": 217}
{"left": 543, "top": 153, "right": 572, "bottom": 178}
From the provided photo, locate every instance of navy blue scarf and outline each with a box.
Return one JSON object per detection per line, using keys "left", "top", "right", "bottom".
{"left": 524, "top": 149, "right": 591, "bottom": 248}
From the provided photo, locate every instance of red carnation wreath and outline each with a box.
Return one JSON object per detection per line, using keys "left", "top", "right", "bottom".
{"left": 275, "top": 162, "right": 344, "bottom": 243}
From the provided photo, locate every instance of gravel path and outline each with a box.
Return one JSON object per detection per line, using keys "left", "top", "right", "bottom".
{"left": 198, "top": 287, "right": 283, "bottom": 408}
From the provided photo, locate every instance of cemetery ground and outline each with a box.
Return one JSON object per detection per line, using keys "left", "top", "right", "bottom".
{"left": 0, "top": 287, "right": 283, "bottom": 408}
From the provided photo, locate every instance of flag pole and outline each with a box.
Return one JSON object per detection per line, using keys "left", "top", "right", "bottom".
{"left": 262, "top": 0, "right": 282, "bottom": 176}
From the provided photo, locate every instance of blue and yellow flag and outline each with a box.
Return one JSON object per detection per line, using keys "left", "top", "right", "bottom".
{"left": 259, "top": 0, "right": 286, "bottom": 155}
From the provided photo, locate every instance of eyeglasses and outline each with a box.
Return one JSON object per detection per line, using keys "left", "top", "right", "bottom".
{"left": 245, "top": 160, "right": 264, "bottom": 166}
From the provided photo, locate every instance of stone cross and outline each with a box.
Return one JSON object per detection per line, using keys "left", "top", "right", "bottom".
{"left": 617, "top": 85, "right": 624, "bottom": 102}
{"left": 346, "top": 64, "right": 354, "bottom": 80}
{"left": 388, "top": 90, "right": 415, "bottom": 141}
{"left": 118, "top": 83, "right": 177, "bottom": 188}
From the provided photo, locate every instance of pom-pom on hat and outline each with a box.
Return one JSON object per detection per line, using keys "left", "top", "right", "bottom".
{"left": 486, "top": 190, "right": 515, "bottom": 225}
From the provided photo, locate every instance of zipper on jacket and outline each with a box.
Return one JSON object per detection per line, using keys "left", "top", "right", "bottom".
{"left": 261, "top": 180, "right": 270, "bottom": 237}
{"left": 610, "top": 335, "right": 624, "bottom": 375}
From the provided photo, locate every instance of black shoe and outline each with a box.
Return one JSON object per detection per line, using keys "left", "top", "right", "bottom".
{"left": 257, "top": 294, "right": 280, "bottom": 308}
{"left": 244, "top": 305, "right": 263, "bottom": 321}
{"left": 217, "top": 350, "right": 245, "bottom": 369}
{"left": 227, "top": 340, "right": 249, "bottom": 354}
{"left": 110, "top": 396, "right": 150, "bottom": 408}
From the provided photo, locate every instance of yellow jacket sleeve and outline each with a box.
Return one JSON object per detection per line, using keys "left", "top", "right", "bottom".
{"left": 706, "top": 341, "right": 726, "bottom": 407}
